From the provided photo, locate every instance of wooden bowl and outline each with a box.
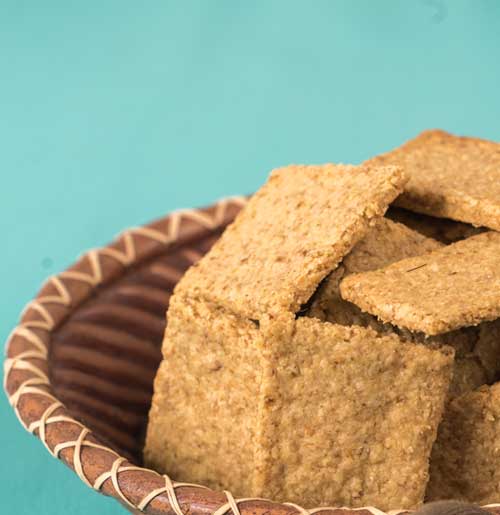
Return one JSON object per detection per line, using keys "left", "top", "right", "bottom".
{"left": 3, "top": 198, "right": 498, "bottom": 515}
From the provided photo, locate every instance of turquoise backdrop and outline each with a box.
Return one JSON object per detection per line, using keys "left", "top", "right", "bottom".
{"left": 1, "top": 1, "right": 500, "bottom": 513}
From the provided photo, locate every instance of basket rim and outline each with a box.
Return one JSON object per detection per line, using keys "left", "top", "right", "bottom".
{"left": 4, "top": 197, "right": 498, "bottom": 515}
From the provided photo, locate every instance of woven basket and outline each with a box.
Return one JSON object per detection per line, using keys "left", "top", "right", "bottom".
{"left": 4, "top": 198, "right": 498, "bottom": 515}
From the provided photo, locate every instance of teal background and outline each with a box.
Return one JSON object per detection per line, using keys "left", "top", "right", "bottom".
{"left": 1, "top": 1, "right": 500, "bottom": 513}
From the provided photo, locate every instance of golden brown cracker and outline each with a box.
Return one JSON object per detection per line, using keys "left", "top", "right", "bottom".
{"left": 340, "top": 232, "right": 500, "bottom": 335}
{"left": 367, "top": 130, "right": 500, "bottom": 230}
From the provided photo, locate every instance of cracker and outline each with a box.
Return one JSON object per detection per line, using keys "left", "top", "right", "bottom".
{"left": 340, "top": 217, "right": 443, "bottom": 275}
{"left": 144, "top": 294, "right": 265, "bottom": 495}
{"left": 386, "top": 206, "right": 484, "bottom": 244}
{"left": 176, "top": 163, "right": 406, "bottom": 320}
{"left": 340, "top": 231, "right": 500, "bottom": 335}
{"left": 427, "top": 383, "right": 500, "bottom": 504}
{"left": 366, "top": 130, "right": 500, "bottom": 230}
{"left": 257, "top": 317, "right": 453, "bottom": 509}
{"left": 309, "top": 217, "right": 442, "bottom": 326}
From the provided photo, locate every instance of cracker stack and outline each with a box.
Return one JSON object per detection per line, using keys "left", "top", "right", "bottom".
{"left": 145, "top": 130, "right": 500, "bottom": 509}
{"left": 340, "top": 130, "right": 500, "bottom": 505}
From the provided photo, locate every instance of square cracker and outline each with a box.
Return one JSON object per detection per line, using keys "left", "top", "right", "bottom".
{"left": 427, "top": 382, "right": 500, "bottom": 504}
{"left": 309, "top": 217, "right": 442, "bottom": 328}
{"left": 256, "top": 317, "right": 453, "bottom": 509}
{"left": 340, "top": 231, "right": 500, "bottom": 335}
{"left": 335, "top": 217, "right": 443, "bottom": 275}
{"left": 366, "top": 129, "right": 500, "bottom": 231}
{"left": 175, "top": 163, "right": 406, "bottom": 320}
{"left": 144, "top": 294, "right": 265, "bottom": 495}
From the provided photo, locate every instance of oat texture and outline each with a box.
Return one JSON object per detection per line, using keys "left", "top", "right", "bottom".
{"left": 175, "top": 164, "right": 406, "bottom": 320}
{"left": 427, "top": 383, "right": 500, "bottom": 504}
{"left": 144, "top": 294, "right": 265, "bottom": 495}
{"left": 340, "top": 231, "right": 500, "bottom": 335}
{"left": 256, "top": 317, "right": 453, "bottom": 510}
{"left": 366, "top": 130, "right": 500, "bottom": 230}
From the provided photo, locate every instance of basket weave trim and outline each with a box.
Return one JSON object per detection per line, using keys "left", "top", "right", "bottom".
{"left": 137, "top": 475, "right": 207, "bottom": 513}
{"left": 5, "top": 195, "right": 497, "bottom": 515}
{"left": 214, "top": 491, "right": 244, "bottom": 515}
